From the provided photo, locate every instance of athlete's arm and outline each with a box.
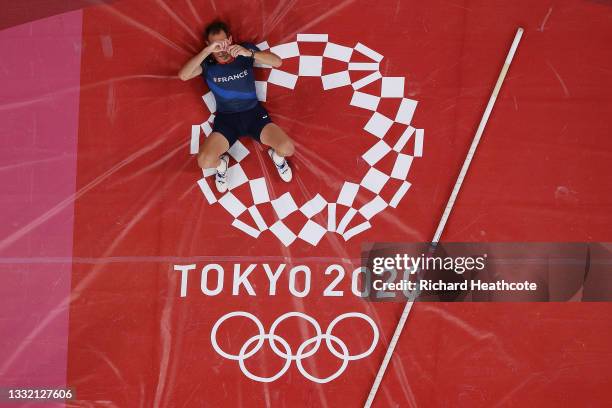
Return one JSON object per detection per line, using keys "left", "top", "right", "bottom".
{"left": 178, "top": 42, "right": 223, "bottom": 81}
{"left": 227, "top": 44, "right": 282, "bottom": 68}
{"left": 253, "top": 50, "right": 282, "bottom": 68}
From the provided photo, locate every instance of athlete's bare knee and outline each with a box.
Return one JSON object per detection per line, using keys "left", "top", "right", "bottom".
{"left": 198, "top": 151, "right": 220, "bottom": 169}
{"left": 277, "top": 140, "right": 295, "bottom": 157}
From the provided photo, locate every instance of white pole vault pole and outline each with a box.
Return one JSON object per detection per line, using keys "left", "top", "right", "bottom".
{"left": 364, "top": 27, "right": 524, "bottom": 408}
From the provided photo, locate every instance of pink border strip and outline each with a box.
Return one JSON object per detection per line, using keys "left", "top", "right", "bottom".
{"left": 0, "top": 10, "right": 82, "bottom": 394}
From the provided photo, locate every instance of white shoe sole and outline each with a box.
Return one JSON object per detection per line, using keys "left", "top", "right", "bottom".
{"left": 215, "top": 154, "right": 230, "bottom": 193}
{"left": 215, "top": 180, "right": 228, "bottom": 193}
{"left": 268, "top": 149, "right": 293, "bottom": 182}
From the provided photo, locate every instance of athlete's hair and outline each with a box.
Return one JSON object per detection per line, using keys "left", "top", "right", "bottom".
{"left": 204, "top": 20, "right": 231, "bottom": 40}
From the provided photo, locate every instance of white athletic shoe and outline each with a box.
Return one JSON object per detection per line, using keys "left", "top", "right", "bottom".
{"left": 215, "top": 154, "right": 229, "bottom": 193}
{"left": 268, "top": 149, "right": 292, "bottom": 182}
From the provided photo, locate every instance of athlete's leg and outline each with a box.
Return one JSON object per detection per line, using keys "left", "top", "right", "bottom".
{"left": 198, "top": 132, "right": 231, "bottom": 193}
{"left": 197, "top": 132, "right": 230, "bottom": 169}
{"left": 260, "top": 123, "right": 295, "bottom": 158}
{"left": 260, "top": 123, "right": 294, "bottom": 182}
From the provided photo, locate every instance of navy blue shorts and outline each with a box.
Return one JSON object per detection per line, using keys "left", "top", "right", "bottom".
{"left": 212, "top": 103, "right": 272, "bottom": 147}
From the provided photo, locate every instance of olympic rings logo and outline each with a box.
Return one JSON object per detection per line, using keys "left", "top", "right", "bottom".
{"left": 211, "top": 311, "right": 379, "bottom": 383}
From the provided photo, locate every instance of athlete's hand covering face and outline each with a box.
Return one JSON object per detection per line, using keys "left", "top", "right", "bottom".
{"left": 227, "top": 44, "right": 252, "bottom": 58}
{"left": 207, "top": 39, "right": 228, "bottom": 52}
{"left": 206, "top": 42, "right": 220, "bottom": 52}
{"left": 207, "top": 37, "right": 233, "bottom": 62}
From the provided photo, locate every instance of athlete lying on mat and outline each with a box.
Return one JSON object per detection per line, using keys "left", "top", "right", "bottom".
{"left": 179, "top": 20, "right": 294, "bottom": 193}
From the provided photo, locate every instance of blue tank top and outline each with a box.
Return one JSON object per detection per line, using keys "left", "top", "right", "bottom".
{"left": 201, "top": 42, "right": 260, "bottom": 113}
